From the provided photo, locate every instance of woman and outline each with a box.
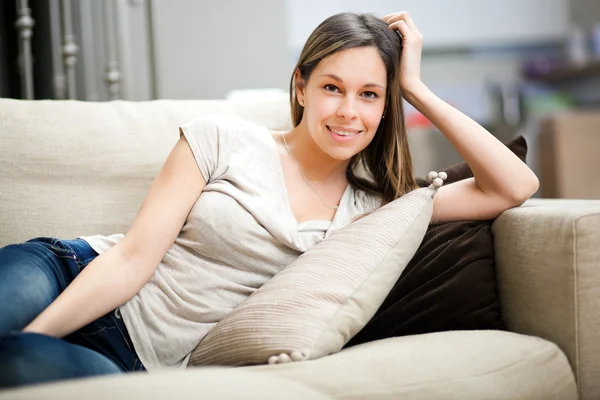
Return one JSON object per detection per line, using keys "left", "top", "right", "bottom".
{"left": 0, "top": 11, "right": 538, "bottom": 388}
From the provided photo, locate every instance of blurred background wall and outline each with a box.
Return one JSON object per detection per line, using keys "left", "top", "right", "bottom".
{"left": 1, "top": 0, "right": 599, "bottom": 198}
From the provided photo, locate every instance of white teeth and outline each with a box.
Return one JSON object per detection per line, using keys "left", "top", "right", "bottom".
{"left": 328, "top": 126, "right": 359, "bottom": 136}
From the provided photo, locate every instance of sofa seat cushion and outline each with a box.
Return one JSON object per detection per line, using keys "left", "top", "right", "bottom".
{"left": 245, "top": 330, "right": 577, "bottom": 400}
{"left": 0, "top": 368, "right": 332, "bottom": 400}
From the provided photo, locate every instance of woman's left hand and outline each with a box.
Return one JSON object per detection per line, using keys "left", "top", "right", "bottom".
{"left": 382, "top": 12, "right": 424, "bottom": 95}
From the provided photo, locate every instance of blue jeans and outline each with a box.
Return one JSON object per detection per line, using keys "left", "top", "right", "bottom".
{"left": 0, "top": 237, "right": 146, "bottom": 389}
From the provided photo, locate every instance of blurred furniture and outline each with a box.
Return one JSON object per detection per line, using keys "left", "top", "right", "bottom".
{"left": 3, "top": 98, "right": 600, "bottom": 399}
{"left": 0, "top": 0, "right": 153, "bottom": 100}
{"left": 538, "top": 109, "right": 600, "bottom": 199}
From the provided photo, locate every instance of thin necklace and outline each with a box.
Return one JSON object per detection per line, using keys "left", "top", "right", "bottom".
{"left": 281, "top": 132, "right": 339, "bottom": 211}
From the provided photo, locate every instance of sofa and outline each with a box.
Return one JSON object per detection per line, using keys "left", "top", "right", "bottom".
{"left": 0, "top": 97, "right": 598, "bottom": 399}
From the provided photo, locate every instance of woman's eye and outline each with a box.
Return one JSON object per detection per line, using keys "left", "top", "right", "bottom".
{"left": 363, "top": 91, "right": 378, "bottom": 99}
{"left": 324, "top": 84, "right": 339, "bottom": 92}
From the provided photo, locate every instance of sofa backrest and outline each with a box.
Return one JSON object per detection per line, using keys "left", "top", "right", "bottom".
{"left": 0, "top": 98, "right": 292, "bottom": 246}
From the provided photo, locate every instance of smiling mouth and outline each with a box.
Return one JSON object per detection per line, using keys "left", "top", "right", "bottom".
{"left": 326, "top": 125, "right": 362, "bottom": 137}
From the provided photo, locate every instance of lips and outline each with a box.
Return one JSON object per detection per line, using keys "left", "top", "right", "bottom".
{"left": 326, "top": 125, "right": 362, "bottom": 136}
{"left": 326, "top": 125, "right": 363, "bottom": 143}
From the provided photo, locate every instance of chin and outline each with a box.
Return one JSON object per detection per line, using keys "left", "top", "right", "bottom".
{"left": 327, "top": 147, "right": 359, "bottom": 162}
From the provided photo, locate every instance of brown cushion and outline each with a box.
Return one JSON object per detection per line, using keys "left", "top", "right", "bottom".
{"left": 345, "top": 136, "right": 527, "bottom": 347}
{"left": 415, "top": 135, "right": 527, "bottom": 186}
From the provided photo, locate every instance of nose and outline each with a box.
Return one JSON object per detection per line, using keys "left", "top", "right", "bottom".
{"left": 336, "top": 96, "right": 358, "bottom": 120}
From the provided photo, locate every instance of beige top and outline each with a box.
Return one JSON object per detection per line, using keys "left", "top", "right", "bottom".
{"left": 80, "top": 114, "right": 382, "bottom": 371}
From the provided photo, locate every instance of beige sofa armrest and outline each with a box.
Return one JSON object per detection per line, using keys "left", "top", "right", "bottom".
{"left": 492, "top": 198, "right": 600, "bottom": 400}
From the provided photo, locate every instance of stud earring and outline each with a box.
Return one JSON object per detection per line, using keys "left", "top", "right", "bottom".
{"left": 300, "top": 100, "right": 304, "bottom": 107}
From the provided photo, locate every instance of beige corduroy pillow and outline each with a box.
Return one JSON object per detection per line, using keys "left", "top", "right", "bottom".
{"left": 188, "top": 179, "right": 444, "bottom": 367}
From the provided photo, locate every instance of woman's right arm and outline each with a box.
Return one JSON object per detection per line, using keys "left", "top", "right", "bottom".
{"left": 23, "top": 136, "right": 206, "bottom": 338}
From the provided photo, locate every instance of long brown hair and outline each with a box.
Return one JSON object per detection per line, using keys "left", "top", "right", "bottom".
{"left": 290, "top": 12, "right": 418, "bottom": 204}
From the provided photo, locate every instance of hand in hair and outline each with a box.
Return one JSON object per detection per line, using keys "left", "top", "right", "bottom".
{"left": 382, "top": 12, "right": 423, "bottom": 95}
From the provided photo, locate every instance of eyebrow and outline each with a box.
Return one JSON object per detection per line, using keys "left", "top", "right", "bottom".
{"left": 320, "top": 74, "right": 385, "bottom": 90}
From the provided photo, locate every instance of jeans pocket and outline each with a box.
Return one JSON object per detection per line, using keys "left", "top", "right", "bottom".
{"left": 59, "top": 239, "right": 99, "bottom": 270}
{"left": 46, "top": 238, "right": 78, "bottom": 261}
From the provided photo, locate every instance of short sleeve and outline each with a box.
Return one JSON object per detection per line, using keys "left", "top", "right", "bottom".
{"left": 179, "top": 114, "right": 241, "bottom": 184}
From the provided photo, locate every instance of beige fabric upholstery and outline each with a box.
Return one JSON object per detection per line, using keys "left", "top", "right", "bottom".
{"left": 0, "top": 368, "right": 332, "bottom": 400}
{"left": 0, "top": 99, "right": 291, "bottom": 247}
{"left": 0, "top": 332, "right": 574, "bottom": 400}
{"left": 493, "top": 198, "right": 600, "bottom": 400}
{"left": 190, "top": 188, "right": 435, "bottom": 366}
{"left": 244, "top": 330, "right": 576, "bottom": 400}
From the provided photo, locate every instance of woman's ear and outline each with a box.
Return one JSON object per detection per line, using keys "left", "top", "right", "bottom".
{"left": 294, "top": 69, "right": 306, "bottom": 103}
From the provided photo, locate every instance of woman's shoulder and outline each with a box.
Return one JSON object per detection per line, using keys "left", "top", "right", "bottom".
{"left": 180, "top": 114, "right": 274, "bottom": 153}
{"left": 181, "top": 114, "right": 268, "bottom": 135}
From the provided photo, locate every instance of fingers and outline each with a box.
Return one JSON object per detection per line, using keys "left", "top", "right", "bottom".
{"left": 389, "top": 19, "right": 411, "bottom": 39}
{"left": 382, "top": 11, "right": 422, "bottom": 37}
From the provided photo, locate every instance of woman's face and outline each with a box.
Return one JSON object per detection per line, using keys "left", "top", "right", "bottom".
{"left": 297, "top": 46, "right": 387, "bottom": 161}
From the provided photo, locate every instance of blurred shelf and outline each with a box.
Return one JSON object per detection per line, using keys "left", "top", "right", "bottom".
{"left": 527, "top": 59, "right": 600, "bottom": 84}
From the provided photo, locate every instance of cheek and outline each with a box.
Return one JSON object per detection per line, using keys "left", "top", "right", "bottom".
{"left": 305, "top": 97, "right": 337, "bottom": 126}
{"left": 311, "top": 95, "right": 338, "bottom": 115}
{"left": 364, "top": 107, "right": 384, "bottom": 130}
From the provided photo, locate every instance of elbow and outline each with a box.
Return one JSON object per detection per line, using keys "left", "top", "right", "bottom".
{"left": 530, "top": 175, "right": 541, "bottom": 197}
{"left": 509, "top": 174, "right": 540, "bottom": 207}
